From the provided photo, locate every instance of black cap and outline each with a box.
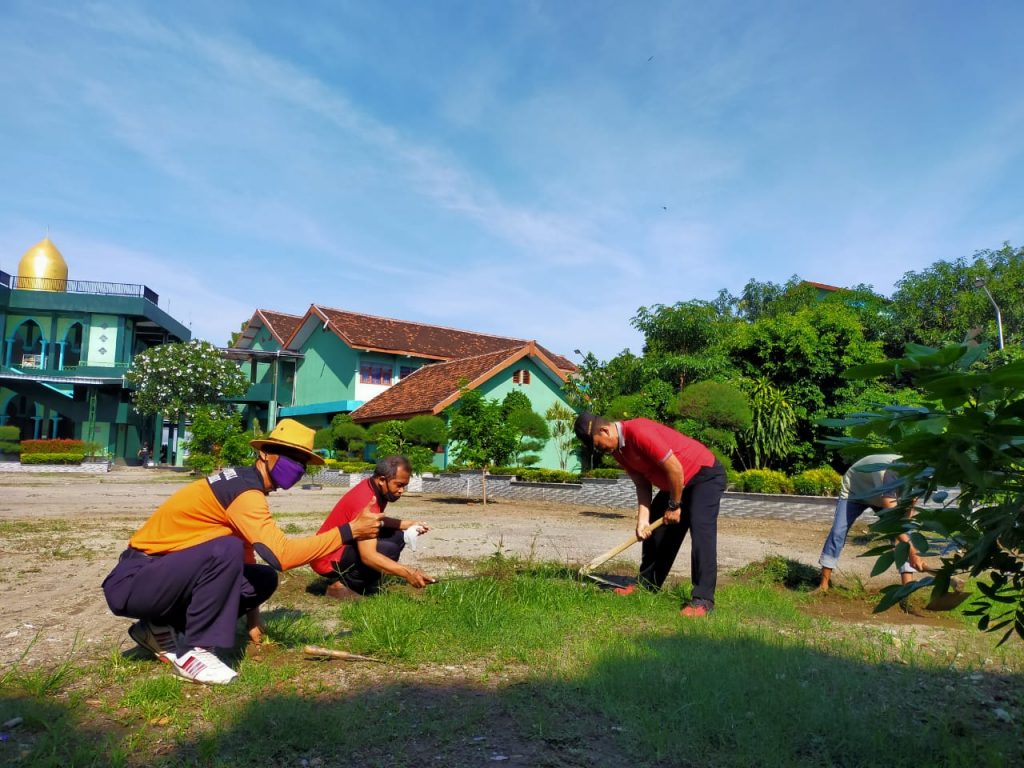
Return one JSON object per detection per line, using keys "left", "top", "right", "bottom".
{"left": 573, "top": 412, "right": 600, "bottom": 448}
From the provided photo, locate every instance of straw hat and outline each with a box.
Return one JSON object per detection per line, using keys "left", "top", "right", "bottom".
{"left": 250, "top": 419, "right": 324, "bottom": 465}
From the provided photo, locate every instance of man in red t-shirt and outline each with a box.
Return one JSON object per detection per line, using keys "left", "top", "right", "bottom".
{"left": 312, "top": 455, "right": 435, "bottom": 599}
{"left": 575, "top": 413, "right": 726, "bottom": 617}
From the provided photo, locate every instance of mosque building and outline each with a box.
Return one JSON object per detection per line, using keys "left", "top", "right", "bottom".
{"left": 0, "top": 237, "right": 190, "bottom": 462}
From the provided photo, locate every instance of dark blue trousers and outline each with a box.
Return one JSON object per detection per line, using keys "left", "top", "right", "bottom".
{"left": 330, "top": 527, "right": 405, "bottom": 595}
{"left": 639, "top": 461, "right": 727, "bottom": 605}
{"left": 102, "top": 535, "right": 278, "bottom": 649}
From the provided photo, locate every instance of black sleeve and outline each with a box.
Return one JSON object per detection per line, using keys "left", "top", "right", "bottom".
{"left": 338, "top": 524, "right": 354, "bottom": 546}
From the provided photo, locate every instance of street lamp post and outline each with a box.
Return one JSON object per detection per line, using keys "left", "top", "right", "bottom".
{"left": 973, "top": 277, "right": 1005, "bottom": 350}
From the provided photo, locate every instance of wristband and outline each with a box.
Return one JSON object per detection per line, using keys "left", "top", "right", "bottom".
{"left": 338, "top": 524, "right": 354, "bottom": 546}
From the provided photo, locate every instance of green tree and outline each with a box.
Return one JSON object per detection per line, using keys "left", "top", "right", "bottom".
{"left": 824, "top": 342, "right": 1024, "bottom": 642}
{"left": 676, "top": 380, "right": 752, "bottom": 456}
{"left": 126, "top": 340, "right": 248, "bottom": 422}
{"left": 330, "top": 414, "right": 368, "bottom": 458}
{"left": 545, "top": 401, "right": 577, "bottom": 471}
{"left": 631, "top": 300, "right": 737, "bottom": 386}
{"left": 366, "top": 420, "right": 405, "bottom": 459}
{"left": 508, "top": 408, "right": 550, "bottom": 466}
{"left": 182, "top": 409, "right": 252, "bottom": 474}
{"left": 740, "top": 378, "right": 798, "bottom": 470}
{"left": 447, "top": 388, "right": 518, "bottom": 504}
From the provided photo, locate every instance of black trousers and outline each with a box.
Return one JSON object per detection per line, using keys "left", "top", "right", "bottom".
{"left": 329, "top": 527, "right": 406, "bottom": 595}
{"left": 639, "top": 461, "right": 727, "bottom": 605}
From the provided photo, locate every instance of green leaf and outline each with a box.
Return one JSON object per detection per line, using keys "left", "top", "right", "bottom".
{"left": 871, "top": 551, "right": 896, "bottom": 577}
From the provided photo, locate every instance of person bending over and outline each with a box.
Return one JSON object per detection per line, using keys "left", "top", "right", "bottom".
{"left": 574, "top": 412, "right": 727, "bottom": 618}
{"left": 312, "top": 455, "right": 435, "bottom": 598}
{"left": 818, "top": 453, "right": 924, "bottom": 591}
{"left": 102, "top": 419, "right": 382, "bottom": 685}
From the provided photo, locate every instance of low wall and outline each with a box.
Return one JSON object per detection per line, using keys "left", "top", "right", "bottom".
{"left": 0, "top": 460, "right": 112, "bottom": 474}
{"left": 418, "top": 472, "right": 811, "bottom": 510}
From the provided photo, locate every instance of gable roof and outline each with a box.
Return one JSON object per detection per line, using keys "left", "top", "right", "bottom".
{"left": 292, "top": 304, "right": 575, "bottom": 372}
{"left": 350, "top": 342, "right": 568, "bottom": 423}
{"left": 234, "top": 309, "right": 304, "bottom": 349}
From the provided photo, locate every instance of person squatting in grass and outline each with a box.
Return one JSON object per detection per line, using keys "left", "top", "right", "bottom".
{"left": 818, "top": 453, "right": 924, "bottom": 592}
{"left": 574, "top": 412, "right": 727, "bottom": 617}
{"left": 311, "top": 455, "right": 435, "bottom": 599}
{"left": 102, "top": 419, "right": 383, "bottom": 685}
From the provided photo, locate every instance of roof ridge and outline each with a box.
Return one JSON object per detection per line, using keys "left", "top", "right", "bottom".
{"left": 313, "top": 304, "right": 528, "bottom": 343}
{"left": 257, "top": 308, "right": 303, "bottom": 319}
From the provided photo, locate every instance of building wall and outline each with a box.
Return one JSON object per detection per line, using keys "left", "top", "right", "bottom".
{"left": 85, "top": 314, "right": 119, "bottom": 367}
{"left": 294, "top": 327, "right": 358, "bottom": 407}
{"left": 475, "top": 358, "right": 580, "bottom": 471}
{"left": 352, "top": 353, "right": 431, "bottom": 402}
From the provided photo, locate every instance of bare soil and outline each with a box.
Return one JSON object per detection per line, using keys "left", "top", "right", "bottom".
{"left": 0, "top": 469, "right": 920, "bottom": 670}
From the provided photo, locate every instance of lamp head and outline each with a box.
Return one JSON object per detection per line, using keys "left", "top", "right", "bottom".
{"left": 973, "top": 277, "right": 986, "bottom": 288}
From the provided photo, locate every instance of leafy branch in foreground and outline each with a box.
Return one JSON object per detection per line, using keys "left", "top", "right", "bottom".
{"left": 821, "top": 342, "right": 1024, "bottom": 643}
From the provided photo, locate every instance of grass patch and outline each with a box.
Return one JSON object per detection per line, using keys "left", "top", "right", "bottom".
{"left": 4, "top": 558, "right": 1023, "bottom": 767}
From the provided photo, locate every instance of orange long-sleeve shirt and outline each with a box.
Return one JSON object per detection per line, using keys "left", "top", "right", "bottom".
{"left": 128, "top": 466, "right": 342, "bottom": 571}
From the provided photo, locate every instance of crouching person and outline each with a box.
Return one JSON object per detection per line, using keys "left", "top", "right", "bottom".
{"left": 102, "top": 419, "right": 382, "bottom": 685}
{"left": 311, "top": 455, "right": 435, "bottom": 599}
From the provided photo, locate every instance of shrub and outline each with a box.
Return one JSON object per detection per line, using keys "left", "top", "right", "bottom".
{"left": 20, "top": 439, "right": 86, "bottom": 455}
{"left": 726, "top": 469, "right": 741, "bottom": 488}
{"left": 516, "top": 468, "right": 581, "bottom": 484}
{"left": 792, "top": 467, "right": 842, "bottom": 496}
{"left": 324, "top": 459, "right": 374, "bottom": 473}
{"left": 582, "top": 468, "right": 626, "bottom": 479}
{"left": 736, "top": 468, "right": 794, "bottom": 494}
{"left": 21, "top": 452, "right": 84, "bottom": 465}
{"left": 0, "top": 425, "right": 20, "bottom": 455}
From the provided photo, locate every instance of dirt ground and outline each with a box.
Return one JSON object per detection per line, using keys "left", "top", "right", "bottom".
{"left": 0, "top": 469, "right": 913, "bottom": 670}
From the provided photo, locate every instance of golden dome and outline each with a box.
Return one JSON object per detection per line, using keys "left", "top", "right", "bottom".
{"left": 16, "top": 237, "right": 68, "bottom": 291}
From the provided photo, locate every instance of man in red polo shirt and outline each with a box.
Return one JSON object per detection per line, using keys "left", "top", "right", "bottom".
{"left": 574, "top": 413, "right": 727, "bottom": 617}
{"left": 312, "top": 455, "right": 435, "bottom": 598}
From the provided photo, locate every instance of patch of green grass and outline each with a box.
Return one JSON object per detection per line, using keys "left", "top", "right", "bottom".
{"left": 119, "top": 675, "right": 183, "bottom": 721}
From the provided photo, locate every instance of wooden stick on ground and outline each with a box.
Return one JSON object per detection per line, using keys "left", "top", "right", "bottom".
{"left": 579, "top": 518, "right": 665, "bottom": 575}
{"left": 303, "top": 645, "right": 385, "bottom": 663}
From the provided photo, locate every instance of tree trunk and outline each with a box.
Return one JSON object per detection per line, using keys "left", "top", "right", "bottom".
{"left": 481, "top": 464, "right": 488, "bottom": 506}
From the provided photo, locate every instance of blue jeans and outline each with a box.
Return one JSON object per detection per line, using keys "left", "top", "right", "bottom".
{"left": 818, "top": 497, "right": 872, "bottom": 569}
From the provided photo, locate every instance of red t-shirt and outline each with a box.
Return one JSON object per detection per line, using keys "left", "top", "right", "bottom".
{"left": 612, "top": 418, "right": 715, "bottom": 491}
{"left": 310, "top": 479, "right": 388, "bottom": 575}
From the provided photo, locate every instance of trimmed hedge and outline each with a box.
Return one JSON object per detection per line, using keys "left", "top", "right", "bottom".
{"left": 21, "top": 452, "right": 85, "bottom": 465}
{"left": 582, "top": 468, "right": 626, "bottom": 479}
{"left": 792, "top": 468, "right": 842, "bottom": 497}
{"left": 736, "top": 469, "right": 795, "bottom": 494}
{"left": 324, "top": 459, "right": 375, "bottom": 472}
{"left": 20, "top": 439, "right": 86, "bottom": 455}
{"left": 0, "top": 425, "right": 19, "bottom": 456}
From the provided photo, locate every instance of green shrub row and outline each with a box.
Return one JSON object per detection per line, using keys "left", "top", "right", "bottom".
{"left": 0, "top": 425, "right": 20, "bottom": 453}
{"left": 20, "top": 453, "right": 85, "bottom": 465}
{"left": 733, "top": 467, "right": 841, "bottom": 496}
{"left": 323, "top": 459, "right": 375, "bottom": 472}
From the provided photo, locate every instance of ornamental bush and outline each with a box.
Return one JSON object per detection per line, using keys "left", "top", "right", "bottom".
{"left": 21, "top": 452, "right": 84, "bottom": 465}
{"left": 0, "top": 425, "right": 20, "bottom": 455}
{"left": 736, "top": 468, "right": 795, "bottom": 494}
{"left": 20, "top": 439, "right": 86, "bottom": 455}
{"left": 582, "top": 468, "right": 626, "bottom": 479}
{"left": 792, "top": 467, "right": 843, "bottom": 496}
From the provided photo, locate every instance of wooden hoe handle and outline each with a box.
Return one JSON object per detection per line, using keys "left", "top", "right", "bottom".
{"left": 303, "top": 645, "right": 385, "bottom": 663}
{"left": 580, "top": 517, "right": 665, "bottom": 573}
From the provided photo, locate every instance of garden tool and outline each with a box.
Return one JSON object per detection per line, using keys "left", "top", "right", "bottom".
{"left": 303, "top": 645, "right": 385, "bottom": 663}
{"left": 578, "top": 518, "right": 665, "bottom": 581}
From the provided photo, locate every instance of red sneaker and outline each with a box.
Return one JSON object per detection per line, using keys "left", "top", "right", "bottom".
{"left": 680, "top": 603, "right": 711, "bottom": 618}
{"left": 613, "top": 585, "right": 637, "bottom": 596}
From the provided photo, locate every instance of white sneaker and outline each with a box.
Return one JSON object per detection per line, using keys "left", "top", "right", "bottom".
{"left": 171, "top": 647, "right": 238, "bottom": 685}
{"left": 128, "top": 620, "right": 180, "bottom": 664}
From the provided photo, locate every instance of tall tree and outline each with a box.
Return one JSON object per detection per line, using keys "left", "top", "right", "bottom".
{"left": 447, "top": 388, "right": 517, "bottom": 503}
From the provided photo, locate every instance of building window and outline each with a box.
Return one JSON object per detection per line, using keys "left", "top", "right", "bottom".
{"left": 399, "top": 365, "right": 417, "bottom": 379}
{"left": 360, "top": 364, "right": 393, "bottom": 385}
{"left": 511, "top": 369, "right": 531, "bottom": 385}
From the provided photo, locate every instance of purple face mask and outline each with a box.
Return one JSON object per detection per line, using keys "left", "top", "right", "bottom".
{"left": 269, "top": 455, "right": 306, "bottom": 490}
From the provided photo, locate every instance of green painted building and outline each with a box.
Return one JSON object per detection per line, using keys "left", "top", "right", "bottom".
{"left": 230, "top": 305, "right": 579, "bottom": 470}
{"left": 1, "top": 237, "right": 190, "bottom": 461}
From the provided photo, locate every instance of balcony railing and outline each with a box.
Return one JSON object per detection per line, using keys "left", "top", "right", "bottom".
{"left": 0, "top": 270, "right": 159, "bottom": 304}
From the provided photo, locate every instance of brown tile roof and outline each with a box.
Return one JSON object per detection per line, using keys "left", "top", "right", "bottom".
{"left": 257, "top": 310, "right": 304, "bottom": 346}
{"left": 350, "top": 343, "right": 567, "bottom": 423}
{"left": 307, "top": 305, "right": 576, "bottom": 372}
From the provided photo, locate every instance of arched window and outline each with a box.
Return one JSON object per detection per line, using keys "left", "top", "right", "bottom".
{"left": 13, "top": 320, "right": 44, "bottom": 368}
{"left": 63, "top": 323, "right": 84, "bottom": 368}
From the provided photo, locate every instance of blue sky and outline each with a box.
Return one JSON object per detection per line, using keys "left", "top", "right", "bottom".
{"left": 2, "top": 2, "right": 1023, "bottom": 360}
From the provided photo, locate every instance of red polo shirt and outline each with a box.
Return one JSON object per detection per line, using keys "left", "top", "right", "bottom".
{"left": 310, "top": 479, "right": 388, "bottom": 575}
{"left": 612, "top": 418, "right": 715, "bottom": 491}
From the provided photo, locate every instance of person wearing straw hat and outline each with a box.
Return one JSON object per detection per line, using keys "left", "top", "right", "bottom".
{"left": 102, "top": 418, "right": 383, "bottom": 685}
